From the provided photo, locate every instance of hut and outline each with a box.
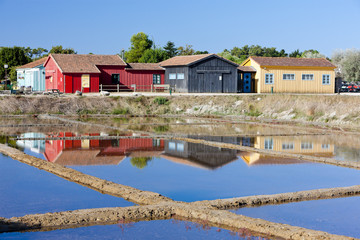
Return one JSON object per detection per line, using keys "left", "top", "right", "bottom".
{"left": 160, "top": 54, "right": 239, "bottom": 93}
{"left": 16, "top": 57, "right": 47, "bottom": 91}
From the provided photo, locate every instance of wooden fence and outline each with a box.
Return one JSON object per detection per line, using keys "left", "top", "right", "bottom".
{"left": 99, "top": 84, "right": 173, "bottom": 93}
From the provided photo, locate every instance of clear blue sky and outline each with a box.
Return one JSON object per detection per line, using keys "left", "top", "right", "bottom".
{"left": 1, "top": 0, "right": 359, "bottom": 58}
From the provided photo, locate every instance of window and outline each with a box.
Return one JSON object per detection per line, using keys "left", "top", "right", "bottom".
{"left": 177, "top": 143, "right": 184, "bottom": 152}
{"left": 321, "top": 144, "right": 330, "bottom": 149}
{"left": 322, "top": 74, "right": 330, "bottom": 85}
{"left": 177, "top": 73, "right": 185, "bottom": 80}
{"left": 282, "top": 142, "right": 294, "bottom": 150}
{"left": 301, "top": 142, "right": 313, "bottom": 150}
{"left": 265, "top": 74, "right": 274, "bottom": 84}
{"left": 111, "top": 74, "right": 120, "bottom": 84}
{"left": 302, "top": 74, "right": 314, "bottom": 81}
{"left": 169, "top": 73, "right": 176, "bottom": 80}
{"left": 283, "top": 74, "right": 295, "bottom": 80}
{"left": 264, "top": 138, "right": 273, "bottom": 150}
{"left": 152, "top": 139, "right": 161, "bottom": 147}
{"left": 169, "top": 142, "right": 176, "bottom": 150}
{"left": 153, "top": 74, "right": 161, "bottom": 84}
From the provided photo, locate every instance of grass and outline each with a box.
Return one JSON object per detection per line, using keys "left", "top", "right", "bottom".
{"left": 153, "top": 97, "right": 169, "bottom": 105}
{"left": 112, "top": 108, "right": 130, "bottom": 115}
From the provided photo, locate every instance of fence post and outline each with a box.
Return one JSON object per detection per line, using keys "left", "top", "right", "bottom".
{"left": 151, "top": 84, "right": 153, "bottom": 92}
{"left": 100, "top": 84, "right": 102, "bottom": 92}
{"left": 134, "top": 84, "right": 137, "bottom": 92}
{"left": 117, "top": 84, "right": 119, "bottom": 92}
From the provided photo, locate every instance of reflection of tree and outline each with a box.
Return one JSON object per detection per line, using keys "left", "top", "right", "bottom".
{"left": 130, "top": 157, "right": 153, "bottom": 169}
{"left": 0, "top": 135, "right": 19, "bottom": 149}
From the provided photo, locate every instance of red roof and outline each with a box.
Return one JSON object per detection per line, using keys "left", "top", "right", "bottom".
{"left": 16, "top": 57, "right": 47, "bottom": 69}
{"left": 248, "top": 56, "right": 336, "bottom": 68}
{"left": 126, "top": 63, "right": 164, "bottom": 71}
{"left": 47, "top": 54, "right": 127, "bottom": 73}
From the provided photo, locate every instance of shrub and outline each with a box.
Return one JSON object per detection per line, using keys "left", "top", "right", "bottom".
{"left": 153, "top": 97, "right": 169, "bottom": 105}
{"left": 112, "top": 108, "right": 130, "bottom": 115}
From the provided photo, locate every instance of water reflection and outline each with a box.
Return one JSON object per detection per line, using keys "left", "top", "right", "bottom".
{"left": 14, "top": 132, "right": 342, "bottom": 168}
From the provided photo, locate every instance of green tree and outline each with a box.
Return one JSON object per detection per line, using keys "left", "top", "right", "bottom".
{"left": 217, "top": 51, "right": 243, "bottom": 64}
{"left": 49, "top": 45, "right": 77, "bottom": 54}
{"left": 163, "top": 41, "right": 178, "bottom": 59}
{"left": 301, "top": 49, "right": 325, "bottom": 58}
{"left": 31, "top": 47, "right": 48, "bottom": 59}
{"left": 332, "top": 49, "right": 360, "bottom": 82}
{"left": 289, "top": 49, "right": 302, "bottom": 58}
{"left": 177, "top": 44, "right": 195, "bottom": 56}
{"left": 0, "top": 46, "right": 31, "bottom": 81}
{"left": 130, "top": 157, "right": 153, "bottom": 169}
{"left": 138, "top": 47, "right": 167, "bottom": 63}
{"left": 124, "top": 32, "right": 153, "bottom": 62}
{"left": 194, "top": 50, "right": 209, "bottom": 55}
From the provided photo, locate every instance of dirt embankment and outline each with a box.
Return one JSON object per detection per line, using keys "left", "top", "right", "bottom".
{"left": 1, "top": 94, "right": 360, "bottom": 129}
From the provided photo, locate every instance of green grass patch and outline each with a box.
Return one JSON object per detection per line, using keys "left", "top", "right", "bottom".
{"left": 112, "top": 108, "right": 130, "bottom": 115}
{"left": 153, "top": 97, "right": 169, "bottom": 105}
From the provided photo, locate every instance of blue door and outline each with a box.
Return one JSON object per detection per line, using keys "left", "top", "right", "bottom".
{"left": 243, "top": 73, "right": 251, "bottom": 93}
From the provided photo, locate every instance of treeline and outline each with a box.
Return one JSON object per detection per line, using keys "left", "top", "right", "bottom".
{"left": 0, "top": 45, "right": 76, "bottom": 81}
{"left": 123, "top": 32, "right": 208, "bottom": 63}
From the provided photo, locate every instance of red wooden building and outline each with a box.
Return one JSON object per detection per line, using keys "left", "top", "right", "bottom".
{"left": 44, "top": 54, "right": 165, "bottom": 93}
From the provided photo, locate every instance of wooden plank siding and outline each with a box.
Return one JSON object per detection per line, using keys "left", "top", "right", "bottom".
{"left": 164, "top": 56, "right": 238, "bottom": 93}
{"left": 254, "top": 136, "right": 334, "bottom": 156}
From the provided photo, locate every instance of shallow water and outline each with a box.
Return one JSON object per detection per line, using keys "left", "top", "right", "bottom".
{"left": 232, "top": 196, "right": 360, "bottom": 238}
{"left": 0, "top": 154, "right": 132, "bottom": 218}
{"left": 0, "top": 219, "right": 269, "bottom": 240}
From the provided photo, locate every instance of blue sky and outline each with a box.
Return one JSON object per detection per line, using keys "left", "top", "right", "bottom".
{"left": 1, "top": 0, "right": 359, "bottom": 58}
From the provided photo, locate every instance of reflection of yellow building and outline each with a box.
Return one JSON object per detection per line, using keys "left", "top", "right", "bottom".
{"left": 241, "top": 136, "right": 335, "bottom": 166}
{"left": 255, "top": 136, "right": 334, "bottom": 157}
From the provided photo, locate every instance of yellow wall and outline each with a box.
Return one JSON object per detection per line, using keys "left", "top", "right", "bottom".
{"left": 242, "top": 58, "right": 336, "bottom": 93}
{"left": 254, "top": 136, "right": 334, "bottom": 156}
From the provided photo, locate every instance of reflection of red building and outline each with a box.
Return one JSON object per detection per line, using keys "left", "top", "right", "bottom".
{"left": 44, "top": 132, "right": 164, "bottom": 166}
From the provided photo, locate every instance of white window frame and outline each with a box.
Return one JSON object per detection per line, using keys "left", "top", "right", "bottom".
{"left": 321, "top": 144, "right": 330, "bottom": 149}
{"left": 301, "top": 142, "right": 313, "bottom": 150}
{"left": 282, "top": 142, "right": 294, "bottom": 150}
{"left": 265, "top": 73, "right": 274, "bottom": 84}
{"left": 264, "top": 138, "right": 273, "bottom": 150}
{"left": 169, "top": 73, "right": 176, "bottom": 80}
{"left": 322, "top": 74, "right": 330, "bottom": 85}
{"left": 302, "top": 74, "right": 314, "bottom": 81}
{"left": 283, "top": 73, "right": 295, "bottom": 80}
{"left": 177, "top": 73, "right": 185, "bottom": 80}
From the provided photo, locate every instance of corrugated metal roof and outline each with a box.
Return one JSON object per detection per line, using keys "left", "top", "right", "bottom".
{"left": 250, "top": 56, "right": 336, "bottom": 68}
{"left": 50, "top": 54, "right": 127, "bottom": 73}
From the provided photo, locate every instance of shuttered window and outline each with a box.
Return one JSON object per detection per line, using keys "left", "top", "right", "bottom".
{"left": 322, "top": 74, "right": 330, "bottom": 85}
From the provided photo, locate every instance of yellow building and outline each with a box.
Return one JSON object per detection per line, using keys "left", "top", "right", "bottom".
{"left": 240, "top": 56, "right": 337, "bottom": 93}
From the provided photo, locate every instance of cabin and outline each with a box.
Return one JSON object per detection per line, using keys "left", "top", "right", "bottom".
{"left": 16, "top": 57, "right": 47, "bottom": 91}
{"left": 160, "top": 54, "right": 239, "bottom": 93}
{"left": 44, "top": 54, "right": 165, "bottom": 93}
{"left": 240, "top": 57, "right": 337, "bottom": 93}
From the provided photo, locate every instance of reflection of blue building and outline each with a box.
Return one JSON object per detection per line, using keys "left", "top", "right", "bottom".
{"left": 16, "top": 133, "right": 46, "bottom": 154}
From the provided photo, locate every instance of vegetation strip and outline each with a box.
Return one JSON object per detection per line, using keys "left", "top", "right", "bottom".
{"left": 192, "top": 186, "right": 360, "bottom": 210}
{"left": 14, "top": 135, "right": 163, "bottom": 141}
{"left": 0, "top": 143, "right": 172, "bottom": 205}
{"left": 0, "top": 124, "right": 70, "bottom": 128}
{"left": 173, "top": 137, "right": 360, "bottom": 170}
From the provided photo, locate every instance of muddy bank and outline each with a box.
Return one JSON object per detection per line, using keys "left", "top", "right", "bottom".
{"left": 1, "top": 203, "right": 353, "bottom": 240}
{"left": 1, "top": 94, "right": 360, "bottom": 129}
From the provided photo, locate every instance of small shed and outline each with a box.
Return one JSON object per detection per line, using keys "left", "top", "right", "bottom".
{"left": 16, "top": 57, "right": 47, "bottom": 91}
{"left": 160, "top": 54, "right": 239, "bottom": 93}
